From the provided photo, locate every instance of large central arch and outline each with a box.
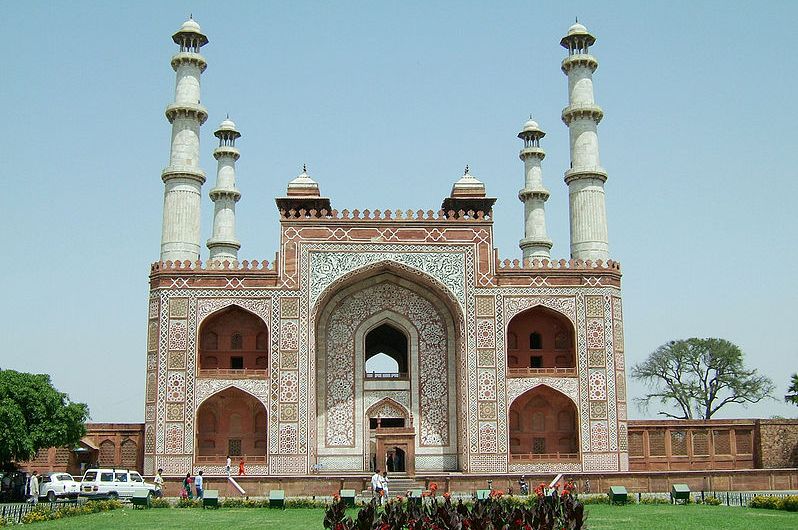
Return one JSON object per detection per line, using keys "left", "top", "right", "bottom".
{"left": 314, "top": 268, "right": 464, "bottom": 473}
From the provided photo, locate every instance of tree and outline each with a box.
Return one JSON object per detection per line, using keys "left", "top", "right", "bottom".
{"left": 786, "top": 373, "right": 798, "bottom": 406}
{"left": 0, "top": 369, "right": 89, "bottom": 467}
{"left": 631, "top": 338, "right": 774, "bottom": 419}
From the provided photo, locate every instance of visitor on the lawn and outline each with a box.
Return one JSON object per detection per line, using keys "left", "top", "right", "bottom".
{"left": 154, "top": 468, "right": 164, "bottom": 497}
{"left": 194, "top": 470, "right": 204, "bottom": 499}
{"left": 371, "top": 468, "right": 384, "bottom": 504}
{"left": 182, "top": 473, "right": 193, "bottom": 499}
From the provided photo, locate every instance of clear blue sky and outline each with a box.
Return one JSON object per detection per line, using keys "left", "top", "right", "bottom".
{"left": 1, "top": 1, "right": 796, "bottom": 422}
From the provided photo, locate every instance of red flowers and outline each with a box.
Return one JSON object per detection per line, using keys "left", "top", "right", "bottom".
{"left": 429, "top": 482, "right": 439, "bottom": 492}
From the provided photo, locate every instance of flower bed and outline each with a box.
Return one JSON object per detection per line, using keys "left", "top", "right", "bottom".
{"left": 324, "top": 481, "right": 585, "bottom": 530}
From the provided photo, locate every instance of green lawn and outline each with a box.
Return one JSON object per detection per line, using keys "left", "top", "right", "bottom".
{"left": 26, "top": 504, "right": 798, "bottom": 529}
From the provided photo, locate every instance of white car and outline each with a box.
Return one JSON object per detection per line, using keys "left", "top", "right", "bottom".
{"left": 80, "top": 469, "right": 156, "bottom": 500}
{"left": 39, "top": 472, "right": 80, "bottom": 502}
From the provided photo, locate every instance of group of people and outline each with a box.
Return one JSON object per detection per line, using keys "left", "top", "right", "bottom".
{"left": 180, "top": 470, "right": 205, "bottom": 499}
{"left": 370, "top": 469, "right": 389, "bottom": 503}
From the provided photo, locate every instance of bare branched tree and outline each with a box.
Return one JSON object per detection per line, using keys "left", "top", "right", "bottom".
{"left": 632, "top": 338, "right": 774, "bottom": 419}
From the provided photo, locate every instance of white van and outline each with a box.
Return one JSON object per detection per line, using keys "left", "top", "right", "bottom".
{"left": 79, "top": 469, "right": 156, "bottom": 500}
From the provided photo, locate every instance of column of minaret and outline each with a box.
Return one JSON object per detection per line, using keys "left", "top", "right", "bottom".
{"left": 159, "top": 17, "right": 242, "bottom": 264}
{"left": 518, "top": 21, "right": 610, "bottom": 263}
{"left": 206, "top": 118, "right": 242, "bottom": 262}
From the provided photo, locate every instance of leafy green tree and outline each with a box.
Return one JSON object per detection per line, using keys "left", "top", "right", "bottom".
{"left": 0, "top": 369, "right": 89, "bottom": 466}
{"left": 786, "top": 373, "right": 798, "bottom": 406}
{"left": 631, "top": 338, "right": 774, "bottom": 419}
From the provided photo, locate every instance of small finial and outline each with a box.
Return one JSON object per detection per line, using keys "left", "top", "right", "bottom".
{"left": 303, "top": 164, "right": 307, "bottom": 173}
{"left": 464, "top": 165, "right": 470, "bottom": 175}
{"left": 529, "top": 114, "right": 533, "bottom": 120}
{"left": 575, "top": 16, "right": 578, "bottom": 23}
{"left": 226, "top": 113, "right": 229, "bottom": 119}
{"left": 190, "top": 13, "right": 193, "bottom": 19}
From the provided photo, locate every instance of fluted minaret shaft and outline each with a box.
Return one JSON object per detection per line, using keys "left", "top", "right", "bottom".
{"left": 160, "top": 18, "right": 209, "bottom": 262}
{"left": 207, "top": 119, "right": 242, "bottom": 262}
{"left": 561, "top": 23, "right": 609, "bottom": 262}
{"left": 517, "top": 120, "right": 552, "bottom": 261}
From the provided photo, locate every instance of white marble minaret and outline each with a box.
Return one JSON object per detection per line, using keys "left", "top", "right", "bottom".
{"left": 560, "top": 22, "right": 609, "bottom": 262}
{"left": 517, "top": 118, "right": 552, "bottom": 261}
{"left": 160, "top": 17, "right": 209, "bottom": 262}
{"left": 207, "top": 118, "right": 242, "bottom": 262}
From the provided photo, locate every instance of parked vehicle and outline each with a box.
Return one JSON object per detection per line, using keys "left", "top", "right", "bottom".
{"left": 39, "top": 472, "right": 80, "bottom": 502}
{"left": 79, "top": 469, "right": 156, "bottom": 500}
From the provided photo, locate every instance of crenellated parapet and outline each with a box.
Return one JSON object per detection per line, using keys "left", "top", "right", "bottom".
{"left": 279, "top": 208, "right": 492, "bottom": 222}
{"left": 497, "top": 257, "right": 621, "bottom": 271}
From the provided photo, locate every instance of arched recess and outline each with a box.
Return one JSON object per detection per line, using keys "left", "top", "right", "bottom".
{"left": 506, "top": 305, "right": 576, "bottom": 374}
{"left": 366, "top": 397, "right": 410, "bottom": 428}
{"left": 313, "top": 265, "right": 464, "bottom": 472}
{"left": 198, "top": 305, "right": 269, "bottom": 372}
{"left": 509, "top": 385, "right": 579, "bottom": 459}
{"left": 364, "top": 322, "right": 409, "bottom": 378}
{"left": 195, "top": 386, "right": 267, "bottom": 462}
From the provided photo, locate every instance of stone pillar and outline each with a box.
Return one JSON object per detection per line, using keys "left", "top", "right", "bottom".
{"left": 561, "top": 22, "right": 609, "bottom": 261}
{"left": 160, "top": 17, "right": 208, "bottom": 262}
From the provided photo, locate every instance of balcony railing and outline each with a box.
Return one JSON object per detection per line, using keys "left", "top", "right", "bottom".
{"left": 197, "top": 369, "right": 268, "bottom": 379}
{"left": 507, "top": 367, "right": 577, "bottom": 377}
{"left": 195, "top": 455, "right": 268, "bottom": 464}
{"left": 364, "top": 371, "right": 408, "bottom": 380}
{"left": 510, "top": 452, "right": 579, "bottom": 462}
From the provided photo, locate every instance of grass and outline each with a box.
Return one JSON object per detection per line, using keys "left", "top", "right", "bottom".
{"left": 23, "top": 503, "right": 798, "bottom": 529}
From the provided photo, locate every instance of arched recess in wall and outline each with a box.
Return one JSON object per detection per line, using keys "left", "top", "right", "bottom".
{"left": 98, "top": 440, "right": 116, "bottom": 467}
{"left": 195, "top": 386, "right": 267, "bottom": 461}
{"left": 198, "top": 305, "right": 269, "bottom": 372}
{"left": 313, "top": 262, "right": 465, "bottom": 471}
{"left": 506, "top": 306, "right": 575, "bottom": 372}
{"left": 508, "top": 385, "right": 579, "bottom": 459}
{"left": 364, "top": 322, "right": 409, "bottom": 378}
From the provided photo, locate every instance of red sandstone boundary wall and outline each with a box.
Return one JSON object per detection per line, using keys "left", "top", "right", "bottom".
{"left": 155, "top": 469, "right": 798, "bottom": 497}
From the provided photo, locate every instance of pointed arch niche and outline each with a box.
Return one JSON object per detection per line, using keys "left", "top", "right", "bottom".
{"left": 509, "top": 386, "right": 579, "bottom": 462}
{"left": 195, "top": 387, "right": 267, "bottom": 463}
{"left": 364, "top": 323, "right": 409, "bottom": 379}
{"left": 198, "top": 305, "right": 269, "bottom": 376}
{"left": 506, "top": 305, "right": 575, "bottom": 376}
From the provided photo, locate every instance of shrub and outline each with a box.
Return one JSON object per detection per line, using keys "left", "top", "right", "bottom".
{"left": 703, "top": 496, "right": 722, "bottom": 506}
{"left": 176, "top": 498, "right": 202, "bottom": 508}
{"left": 284, "top": 498, "right": 328, "bottom": 509}
{"left": 639, "top": 495, "right": 670, "bottom": 505}
{"left": 20, "top": 499, "right": 123, "bottom": 524}
{"left": 324, "top": 487, "right": 585, "bottom": 530}
{"left": 750, "top": 495, "right": 782, "bottom": 510}
{"left": 782, "top": 495, "right": 798, "bottom": 512}
{"left": 150, "top": 497, "right": 172, "bottom": 508}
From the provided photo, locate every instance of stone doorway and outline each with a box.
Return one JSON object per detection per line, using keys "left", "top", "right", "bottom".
{"left": 376, "top": 433, "right": 415, "bottom": 476}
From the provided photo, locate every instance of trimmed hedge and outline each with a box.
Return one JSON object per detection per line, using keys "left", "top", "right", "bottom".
{"left": 749, "top": 495, "right": 798, "bottom": 511}
{"left": 20, "top": 499, "right": 123, "bottom": 524}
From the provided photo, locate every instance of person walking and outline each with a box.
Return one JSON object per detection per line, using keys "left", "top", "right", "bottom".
{"left": 371, "top": 468, "right": 384, "bottom": 504}
{"left": 381, "top": 471, "right": 389, "bottom": 500}
{"left": 194, "top": 471, "right": 204, "bottom": 499}
{"left": 226, "top": 455, "right": 231, "bottom": 477}
{"left": 27, "top": 471, "right": 39, "bottom": 505}
{"left": 154, "top": 468, "right": 164, "bottom": 498}
{"left": 238, "top": 459, "right": 246, "bottom": 476}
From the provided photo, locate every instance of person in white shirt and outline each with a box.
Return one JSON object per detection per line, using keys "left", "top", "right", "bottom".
{"left": 154, "top": 468, "right": 164, "bottom": 498}
{"left": 226, "top": 456, "right": 231, "bottom": 477}
{"left": 370, "top": 469, "right": 384, "bottom": 504}
{"left": 194, "top": 470, "right": 204, "bottom": 499}
{"left": 27, "top": 471, "right": 39, "bottom": 504}
{"left": 381, "top": 471, "right": 389, "bottom": 500}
